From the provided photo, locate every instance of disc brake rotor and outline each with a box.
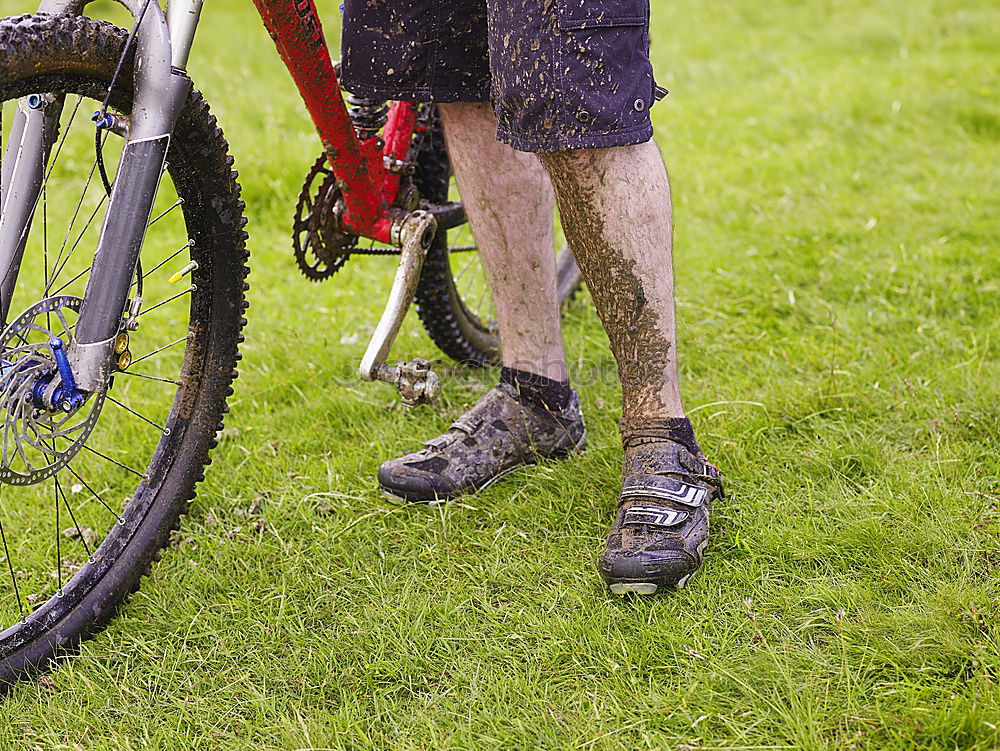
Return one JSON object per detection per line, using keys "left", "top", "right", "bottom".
{"left": 292, "top": 155, "right": 358, "bottom": 281}
{"left": 0, "top": 296, "right": 106, "bottom": 486}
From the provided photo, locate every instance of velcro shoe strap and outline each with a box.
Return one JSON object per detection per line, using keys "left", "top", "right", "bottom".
{"left": 620, "top": 475, "right": 709, "bottom": 507}
{"left": 424, "top": 434, "right": 454, "bottom": 450}
{"left": 450, "top": 414, "right": 483, "bottom": 435}
{"left": 622, "top": 504, "right": 688, "bottom": 528}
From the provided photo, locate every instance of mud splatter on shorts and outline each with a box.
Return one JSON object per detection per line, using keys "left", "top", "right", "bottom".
{"left": 340, "top": 0, "right": 660, "bottom": 152}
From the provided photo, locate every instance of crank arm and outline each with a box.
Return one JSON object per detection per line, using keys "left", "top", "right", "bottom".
{"left": 358, "top": 210, "right": 442, "bottom": 406}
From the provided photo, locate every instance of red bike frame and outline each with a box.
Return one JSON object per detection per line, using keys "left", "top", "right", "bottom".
{"left": 250, "top": 0, "right": 416, "bottom": 245}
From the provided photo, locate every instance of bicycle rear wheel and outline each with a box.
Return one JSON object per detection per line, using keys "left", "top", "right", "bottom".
{"left": 0, "top": 14, "right": 247, "bottom": 688}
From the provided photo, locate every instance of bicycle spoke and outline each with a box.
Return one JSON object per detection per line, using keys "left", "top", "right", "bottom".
{"left": 51, "top": 137, "right": 104, "bottom": 279}
{"left": 21, "top": 414, "right": 86, "bottom": 455}
{"left": 45, "top": 126, "right": 116, "bottom": 295}
{"left": 147, "top": 197, "right": 183, "bottom": 227}
{"left": 54, "top": 474, "right": 63, "bottom": 593}
{"left": 50, "top": 264, "right": 90, "bottom": 296}
{"left": 44, "top": 95, "right": 84, "bottom": 182}
{"left": 106, "top": 394, "right": 168, "bottom": 434}
{"left": 46, "top": 193, "right": 107, "bottom": 295}
{"left": 2, "top": 405, "right": 11, "bottom": 469}
{"left": 1, "top": 340, "right": 44, "bottom": 358}
{"left": 29, "top": 407, "right": 86, "bottom": 443}
{"left": 43, "top": 185, "right": 49, "bottom": 322}
{"left": 454, "top": 255, "right": 477, "bottom": 286}
{"left": 56, "top": 475, "right": 93, "bottom": 560}
{"left": 22, "top": 413, "right": 55, "bottom": 456}
{"left": 0, "top": 493, "right": 25, "bottom": 618}
{"left": 115, "top": 370, "right": 180, "bottom": 386}
{"left": 54, "top": 307, "right": 72, "bottom": 343}
{"left": 80, "top": 443, "right": 146, "bottom": 480}
{"left": 474, "top": 274, "right": 491, "bottom": 319}
{"left": 65, "top": 464, "right": 124, "bottom": 524}
{"left": 11, "top": 326, "right": 32, "bottom": 350}
{"left": 14, "top": 401, "right": 37, "bottom": 472}
{"left": 136, "top": 285, "right": 193, "bottom": 319}
{"left": 134, "top": 240, "right": 193, "bottom": 287}
{"left": 462, "top": 258, "right": 481, "bottom": 301}
{"left": 129, "top": 334, "right": 188, "bottom": 366}
{"left": 448, "top": 225, "right": 475, "bottom": 253}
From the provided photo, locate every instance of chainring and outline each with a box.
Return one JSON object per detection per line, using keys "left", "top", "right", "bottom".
{"left": 292, "top": 155, "right": 358, "bottom": 281}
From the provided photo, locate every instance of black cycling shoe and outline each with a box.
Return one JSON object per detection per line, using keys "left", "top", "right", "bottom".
{"left": 599, "top": 438, "right": 723, "bottom": 594}
{"left": 378, "top": 382, "right": 586, "bottom": 504}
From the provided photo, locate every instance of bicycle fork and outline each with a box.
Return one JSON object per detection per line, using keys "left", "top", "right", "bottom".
{"left": 0, "top": 0, "right": 200, "bottom": 397}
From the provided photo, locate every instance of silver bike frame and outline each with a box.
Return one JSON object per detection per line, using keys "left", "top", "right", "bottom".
{"left": 0, "top": 0, "right": 203, "bottom": 390}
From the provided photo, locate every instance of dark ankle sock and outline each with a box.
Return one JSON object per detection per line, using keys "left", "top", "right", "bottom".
{"left": 500, "top": 366, "right": 572, "bottom": 413}
{"left": 663, "top": 418, "right": 701, "bottom": 457}
{"left": 619, "top": 416, "right": 702, "bottom": 457}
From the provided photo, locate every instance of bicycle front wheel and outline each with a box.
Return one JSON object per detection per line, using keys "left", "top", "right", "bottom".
{"left": 0, "top": 14, "right": 248, "bottom": 688}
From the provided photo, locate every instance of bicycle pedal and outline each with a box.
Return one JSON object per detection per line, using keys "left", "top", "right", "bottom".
{"left": 373, "top": 358, "right": 441, "bottom": 407}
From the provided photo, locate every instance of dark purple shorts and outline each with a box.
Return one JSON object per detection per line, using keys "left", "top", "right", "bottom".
{"left": 340, "top": 0, "right": 660, "bottom": 152}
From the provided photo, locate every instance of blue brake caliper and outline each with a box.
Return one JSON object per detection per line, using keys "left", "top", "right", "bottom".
{"left": 31, "top": 338, "right": 85, "bottom": 413}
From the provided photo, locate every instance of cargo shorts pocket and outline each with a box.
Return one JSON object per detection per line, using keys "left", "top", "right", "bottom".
{"left": 555, "top": 0, "right": 655, "bottom": 135}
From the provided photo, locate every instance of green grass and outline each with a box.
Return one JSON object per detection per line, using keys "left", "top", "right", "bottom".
{"left": 0, "top": 0, "right": 998, "bottom": 748}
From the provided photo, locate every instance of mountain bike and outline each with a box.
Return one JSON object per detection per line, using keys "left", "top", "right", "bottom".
{"left": 0, "top": 0, "right": 581, "bottom": 689}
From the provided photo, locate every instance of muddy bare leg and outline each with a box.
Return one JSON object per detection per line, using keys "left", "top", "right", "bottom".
{"left": 438, "top": 102, "right": 567, "bottom": 381}
{"left": 538, "top": 142, "right": 684, "bottom": 420}
{"left": 539, "top": 143, "right": 721, "bottom": 594}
